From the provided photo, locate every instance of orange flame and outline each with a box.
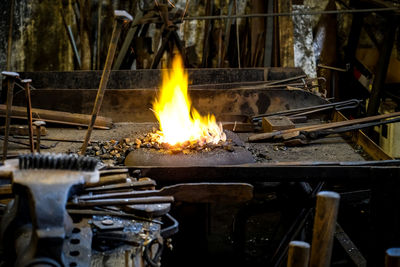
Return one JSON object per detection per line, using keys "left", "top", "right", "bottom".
{"left": 152, "top": 56, "right": 226, "bottom": 146}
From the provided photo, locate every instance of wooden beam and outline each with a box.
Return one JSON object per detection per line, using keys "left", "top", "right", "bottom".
{"left": 0, "top": 105, "right": 112, "bottom": 129}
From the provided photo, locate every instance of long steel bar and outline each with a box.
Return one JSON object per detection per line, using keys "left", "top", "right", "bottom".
{"left": 183, "top": 7, "right": 398, "bottom": 21}
{"left": 80, "top": 11, "right": 132, "bottom": 154}
{"left": 21, "top": 79, "right": 35, "bottom": 153}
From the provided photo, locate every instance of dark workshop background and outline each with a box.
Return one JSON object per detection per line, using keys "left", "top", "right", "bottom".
{"left": 0, "top": 0, "right": 399, "bottom": 101}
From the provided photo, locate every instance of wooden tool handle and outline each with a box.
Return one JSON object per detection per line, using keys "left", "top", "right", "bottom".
{"left": 287, "top": 241, "right": 310, "bottom": 267}
{"left": 310, "top": 191, "right": 340, "bottom": 267}
{"left": 248, "top": 111, "right": 400, "bottom": 142}
{"left": 386, "top": 248, "right": 400, "bottom": 267}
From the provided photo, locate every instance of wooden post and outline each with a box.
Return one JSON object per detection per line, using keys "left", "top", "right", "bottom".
{"left": 310, "top": 191, "right": 340, "bottom": 267}
{"left": 386, "top": 248, "right": 400, "bottom": 267}
{"left": 287, "top": 241, "right": 310, "bottom": 267}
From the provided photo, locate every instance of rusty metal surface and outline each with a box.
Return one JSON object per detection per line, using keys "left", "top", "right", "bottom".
{"left": 16, "top": 68, "right": 303, "bottom": 89}
{"left": 13, "top": 88, "right": 327, "bottom": 122}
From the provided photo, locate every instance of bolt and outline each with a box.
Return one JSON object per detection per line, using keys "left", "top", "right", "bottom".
{"left": 101, "top": 219, "right": 114, "bottom": 226}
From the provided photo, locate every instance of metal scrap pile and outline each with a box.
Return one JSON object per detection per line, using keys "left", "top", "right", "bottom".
{"left": 0, "top": 154, "right": 177, "bottom": 266}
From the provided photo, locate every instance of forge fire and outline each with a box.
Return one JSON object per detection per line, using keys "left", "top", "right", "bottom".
{"left": 151, "top": 55, "right": 226, "bottom": 148}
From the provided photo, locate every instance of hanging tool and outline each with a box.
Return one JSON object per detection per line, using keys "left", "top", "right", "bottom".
{"left": 1, "top": 71, "right": 19, "bottom": 162}
{"left": 20, "top": 79, "right": 34, "bottom": 153}
{"left": 80, "top": 10, "right": 132, "bottom": 154}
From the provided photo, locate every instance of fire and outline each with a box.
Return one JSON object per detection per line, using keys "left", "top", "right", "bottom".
{"left": 152, "top": 56, "right": 226, "bottom": 147}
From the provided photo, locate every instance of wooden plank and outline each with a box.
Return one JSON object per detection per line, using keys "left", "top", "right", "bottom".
{"left": 0, "top": 105, "right": 112, "bottom": 129}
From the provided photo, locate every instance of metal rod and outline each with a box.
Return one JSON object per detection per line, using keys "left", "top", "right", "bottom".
{"left": 22, "top": 79, "right": 35, "bottom": 153}
{"left": 252, "top": 99, "right": 360, "bottom": 119}
{"left": 67, "top": 25, "right": 82, "bottom": 69}
{"left": 81, "top": 11, "right": 132, "bottom": 154}
{"left": 6, "top": 0, "right": 15, "bottom": 70}
{"left": 183, "top": 7, "right": 398, "bottom": 21}
{"left": 74, "top": 196, "right": 174, "bottom": 207}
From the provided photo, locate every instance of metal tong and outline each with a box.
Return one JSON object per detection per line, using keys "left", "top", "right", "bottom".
{"left": 252, "top": 99, "right": 362, "bottom": 122}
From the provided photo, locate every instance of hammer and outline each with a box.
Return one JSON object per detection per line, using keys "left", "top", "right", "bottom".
{"left": 1, "top": 71, "right": 19, "bottom": 161}
{"left": 80, "top": 10, "right": 132, "bottom": 154}
{"left": 33, "top": 120, "right": 46, "bottom": 153}
{"left": 21, "top": 79, "right": 34, "bottom": 153}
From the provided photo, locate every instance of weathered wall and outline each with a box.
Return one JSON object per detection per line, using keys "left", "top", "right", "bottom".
{"left": 0, "top": 0, "right": 75, "bottom": 71}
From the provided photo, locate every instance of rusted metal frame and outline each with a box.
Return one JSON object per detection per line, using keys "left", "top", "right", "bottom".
{"left": 366, "top": 14, "right": 397, "bottom": 116}
{"left": 151, "top": 30, "right": 173, "bottom": 68}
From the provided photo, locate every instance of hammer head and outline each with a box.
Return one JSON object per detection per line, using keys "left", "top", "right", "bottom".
{"left": 114, "top": 10, "right": 133, "bottom": 22}
{"left": 21, "top": 79, "right": 32, "bottom": 83}
{"left": 33, "top": 120, "right": 46, "bottom": 127}
{"left": 1, "top": 71, "right": 19, "bottom": 79}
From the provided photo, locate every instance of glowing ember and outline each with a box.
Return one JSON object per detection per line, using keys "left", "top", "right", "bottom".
{"left": 152, "top": 56, "right": 226, "bottom": 147}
